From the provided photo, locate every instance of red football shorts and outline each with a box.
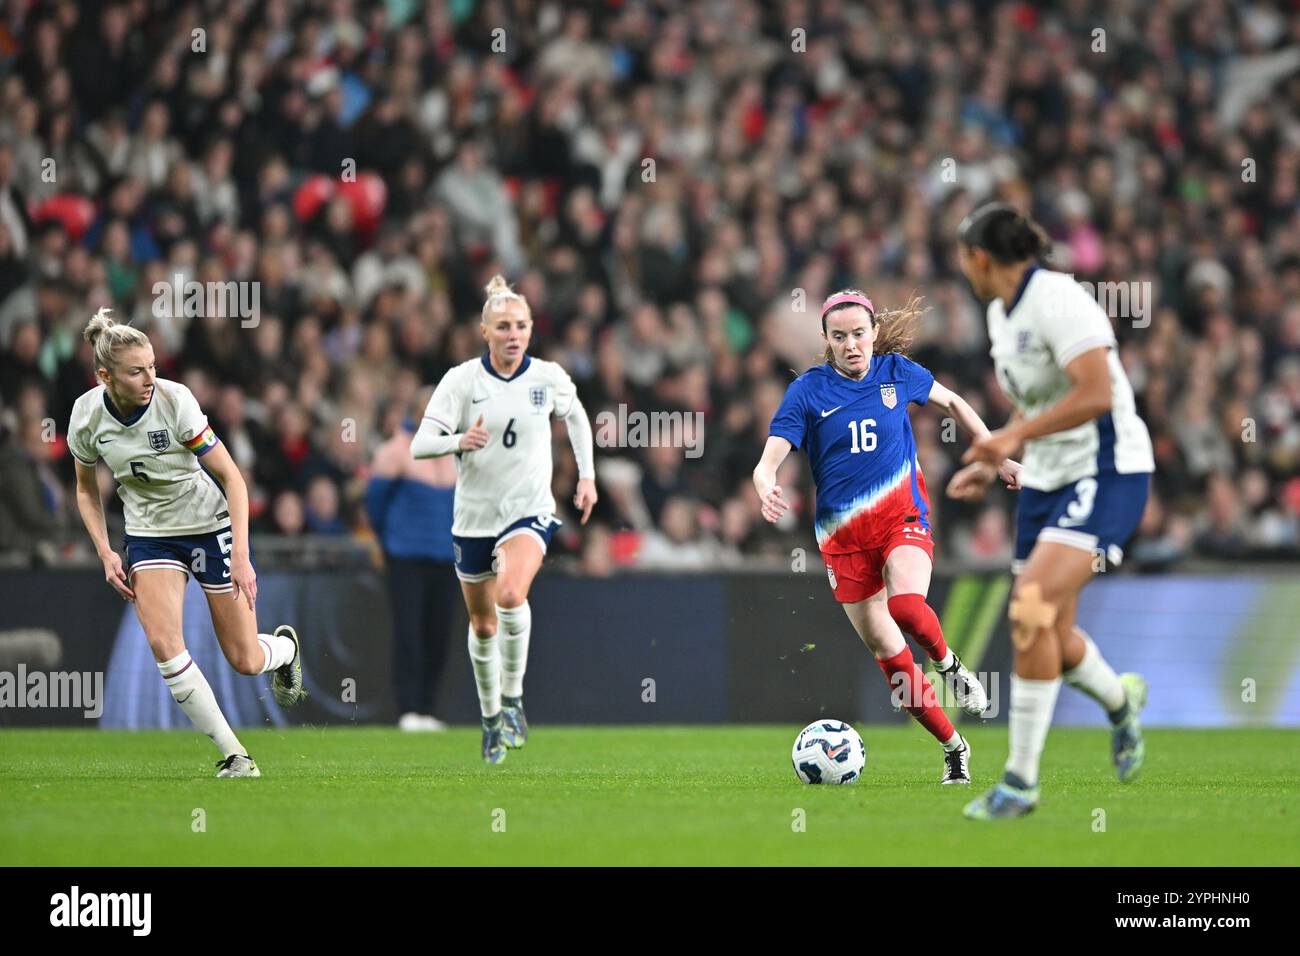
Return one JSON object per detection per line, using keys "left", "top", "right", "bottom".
{"left": 821, "top": 521, "right": 935, "bottom": 604}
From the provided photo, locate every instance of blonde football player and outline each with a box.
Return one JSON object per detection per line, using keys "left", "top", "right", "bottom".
{"left": 69, "top": 309, "right": 306, "bottom": 777}
{"left": 412, "top": 275, "right": 597, "bottom": 763}
{"left": 949, "top": 204, "right": 1154, "bottom": 819}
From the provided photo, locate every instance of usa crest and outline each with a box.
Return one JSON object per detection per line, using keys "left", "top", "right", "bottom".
{"left": 827, "top": 564, "right": 838, "bottom": 590}
{"left": 880, "top": 384, "right": 897, "bottom": 409}
{"left": 148, "top": 429, "right": 170, "bottom": 452}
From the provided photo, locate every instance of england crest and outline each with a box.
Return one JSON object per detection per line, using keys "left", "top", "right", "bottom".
{"left": 880, "top": 384, "right": 897, "bottom": 409}
{"left": 529, "top": 386, "right": 547, "bottom": 410}
{"left": 148, "top": 429, "right": 170, "bottom": 452}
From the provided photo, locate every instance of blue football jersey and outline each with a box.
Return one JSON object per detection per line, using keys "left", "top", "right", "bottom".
{"left": 769, "top": 353, "right": 934, "bottom": 553}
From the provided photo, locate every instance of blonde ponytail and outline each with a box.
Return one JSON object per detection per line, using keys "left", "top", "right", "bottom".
{"left": 84, "top": 307, "right": 150, "bottom": 371}
{"left": 480, "top": 274, "right": 529, "bottom": 323}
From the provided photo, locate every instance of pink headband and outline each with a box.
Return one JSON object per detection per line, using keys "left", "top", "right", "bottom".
{"left": 820, "top": 292, "right": 875, "bottom": 319}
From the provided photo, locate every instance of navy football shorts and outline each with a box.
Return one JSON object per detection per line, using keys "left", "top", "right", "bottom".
{"left": 453, "top": 514, "right": 560, "bottom": 583}
{"left": 124, "top": 525, "right": 251, "bottom": 594}
{"left": 1013, "top": 472, "right": 1150, "bottom": 573}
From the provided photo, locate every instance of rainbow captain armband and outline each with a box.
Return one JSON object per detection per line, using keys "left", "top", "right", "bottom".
{"left": 183, "top": 423, "right": 220, "bottom": 457}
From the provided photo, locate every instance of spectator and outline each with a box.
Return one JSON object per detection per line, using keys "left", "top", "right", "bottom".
{"left": 364, "top": 397, "right": 457, "bottom": 731}
{"left": 0, "top": 0, "right": 1294, "bottom": 569}
{"left": 0, "top": 413, "right": 62, "bottom": 557}
{"left": 269, "top": 489, "right": 305, "bottom": 536}
{"left": 637, "top": 496, "right": 729, "bottom": 569}
{"left": 303, "top": 475, "right": 345, "bottom": 534}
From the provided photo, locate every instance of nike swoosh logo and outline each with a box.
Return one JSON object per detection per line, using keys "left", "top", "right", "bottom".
{"left": 471, "top": 397, "right": 488, "bottom": 404}
{"left": 827, "top": 743, "right": 850, "bottom": 760}
{"left": 177, "top": 690, "right": 194, "bottom": 704}
{"left": 820, "top": 406, "right": 843, "bottom": 418}
{"left": 98, "top": 437, "right": 114, "bottom": 443}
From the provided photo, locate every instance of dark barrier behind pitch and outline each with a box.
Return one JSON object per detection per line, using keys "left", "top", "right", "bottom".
{"left": 2, "top": 569, "right": 1297, "bottom": 727}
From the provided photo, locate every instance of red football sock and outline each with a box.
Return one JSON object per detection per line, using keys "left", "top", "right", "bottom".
{"left": 887, "top": 593, "right": 949, "bottom": 662}
{"left": 876, "top": 646, "right": 956, "bottom": 743}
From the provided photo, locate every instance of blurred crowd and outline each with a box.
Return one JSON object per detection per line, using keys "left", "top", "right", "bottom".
{"left": 1, "top": 0, "right": 1299, "bottom": 571}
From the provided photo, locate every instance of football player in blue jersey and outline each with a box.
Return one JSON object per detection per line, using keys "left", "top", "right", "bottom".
{"left": 754, "top": 289, "right": 1020, "bottom": 784}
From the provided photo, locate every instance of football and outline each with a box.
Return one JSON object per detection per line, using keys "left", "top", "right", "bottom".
{"left": 791, "top": 720, "right": 867, "bottom": 785}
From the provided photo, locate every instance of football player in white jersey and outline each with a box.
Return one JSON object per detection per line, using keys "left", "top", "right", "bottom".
{"left": 68, "top": 309, "right": 306, "bottom": 778}
{"left": 947, "top": 204, "right": 1155, "bottom": 819}
{"left": 412, "top": 275, "right": 596, "bottom": 763}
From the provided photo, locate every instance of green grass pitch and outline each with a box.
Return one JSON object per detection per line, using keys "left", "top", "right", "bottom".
{"left": 2, "top": 726, "right": 1296, "bottom": 866}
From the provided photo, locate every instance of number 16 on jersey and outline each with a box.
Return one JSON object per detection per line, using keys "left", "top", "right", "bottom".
{"left": 847, "top": 419, "right": 877, "bottom": 453}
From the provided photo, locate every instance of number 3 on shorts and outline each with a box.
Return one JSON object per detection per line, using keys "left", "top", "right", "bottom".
{"left": 1058, "top": 478, "right": 1097, "bottom": 528}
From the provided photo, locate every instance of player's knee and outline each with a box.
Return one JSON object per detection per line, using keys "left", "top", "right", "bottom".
{"left": 496, "top": 585, "right": 527, "bottom": 609}
{"left": 143, "top": 628, "right": 185, "bottom": 661}
{"left": 865, "top": 630, "right": 903, "bottom": 660}
{"left": 1009, "top": 578, "right": 1060, "bottom": 633}
{"left": 1011, "top": 575, "right": 1053, "bottom": 604}
{"left": 469, "top": 615, "right": 498, "bottom": 639}
{"left": 860, "top": 610, "right": 903, "bottom": 657}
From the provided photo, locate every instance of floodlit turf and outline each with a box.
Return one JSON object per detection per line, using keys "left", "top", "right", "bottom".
{"left": 1, "top": 726, "right": 1296, "bottom": 866}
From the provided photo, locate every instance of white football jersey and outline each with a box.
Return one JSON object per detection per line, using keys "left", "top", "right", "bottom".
{"left": 986, "top": 268, "right": 1154, "bottom": 491}
{"left": 422, "top": 354, "right": 578, "bottom": 536}
{"left": 68, "top": 378, "right": 230, "bottom": 536}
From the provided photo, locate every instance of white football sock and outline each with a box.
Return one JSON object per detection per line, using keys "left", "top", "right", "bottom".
{"left": 256, "top": 632, "right": 297, "bottom": 673}
{"left": 1005, "top": 675, "right": 1061, "bottom": 788}
{"left": 158, "top": 650, "right": 245, "bottom": 758}
{"left": 467, "top": 625, "right": 501, "bottom": 717}
{"left": 1062, "top": 630, "right": 1126, "bottom": 716}
{"left": 941, "top": 730, "right": 962, "bottom": 751}
{"left": 497, "top": 601, "right": 532, "bottom": 699}
{"left": 936, "top": 649, "right": 955, "bottom": 671}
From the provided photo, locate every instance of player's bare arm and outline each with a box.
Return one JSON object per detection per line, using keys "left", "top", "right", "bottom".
{"left": 201, "top": 442, "right": 257, "bottom": 611}
{"left": 927, "top": 381, "right": 1023, "bottom": 497}
{"left": 964, "top": 347, "right": 1111, "bottom": 469}
{"left": 753, "top": 435, "right": 793, "bottom": 523}
{"left": 74, "top": 459, "right": 134, "bottom": 601}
